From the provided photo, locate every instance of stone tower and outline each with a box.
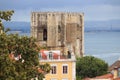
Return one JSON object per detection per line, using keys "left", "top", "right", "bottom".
{"left": 31, "top": 12, "right": 84, "bottom": 57}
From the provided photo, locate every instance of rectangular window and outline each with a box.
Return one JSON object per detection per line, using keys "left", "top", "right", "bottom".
{"left": 63, "top": 66, "right": 68, "bottom": 74}
{"left": 49, "top": 53, "right": 53, "bottom": 59}
{"left": 51, "top": 66, "right": 56, "bottom": 74}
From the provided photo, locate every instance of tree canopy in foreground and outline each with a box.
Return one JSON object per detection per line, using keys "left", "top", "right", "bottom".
{"left": 0, "top": 10, "right": 51, "bottom": 80}
{"left": 76, "top": 56, "right": 108, "bottom": 79}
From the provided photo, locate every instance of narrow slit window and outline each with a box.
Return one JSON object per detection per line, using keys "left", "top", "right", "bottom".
{"left": 43, "top": 29, "right": 47, "bottom": 41}
{"left": 58, "top": 25, "right": 61, "bottom": 33}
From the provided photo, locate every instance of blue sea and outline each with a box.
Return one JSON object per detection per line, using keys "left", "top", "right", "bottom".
{"left": 85, "top": 31, "right": 120, "bottom": 65}
{"left": 18, "top": 31, "right": 120, "bottom": 65}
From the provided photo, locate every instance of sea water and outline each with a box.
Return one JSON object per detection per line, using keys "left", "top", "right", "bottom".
{"left": 85, "top": 31, "right": 120, "bottom": 65}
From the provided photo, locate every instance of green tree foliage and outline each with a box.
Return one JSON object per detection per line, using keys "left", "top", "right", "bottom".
{"left": 76, "top": 56, "right": 108, "bottom": 79}
{"left": 0, "top": 53, "right": 16, "bottom": 80}
{"left": 0, "top": 10, "right": 14, "bottom": 33}
{"left": 0, "top": 10, "right": 51, "bottom": 80}
{"left": 76, "top": 76, "right": 82, "bottom": 80}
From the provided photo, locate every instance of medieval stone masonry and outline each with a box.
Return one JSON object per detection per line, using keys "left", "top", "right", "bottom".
{"left": 31, "top": 12, "right": 84, "bottom": 57}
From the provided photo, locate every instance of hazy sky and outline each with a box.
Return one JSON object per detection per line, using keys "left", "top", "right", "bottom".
{"left": 0, "top": 0, "right": 120, "bottom": 22}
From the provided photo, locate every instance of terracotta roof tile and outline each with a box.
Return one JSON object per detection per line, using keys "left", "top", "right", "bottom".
{"left": 114, "top": 77, "right": 120, "bottom": 80}
{"left": 53, "top": 53, "right": 58, "bottom": 59}
{"left": 41, "top": 53, "right": 47, "bottom": 59}
{"left": 38, "top": 68, "right": 44, "bottom": 73}
{"left": 84, "top": 74, "right": 114, "bottom": 80}
{"left": 94, "top": 73, "right": 113, "bottom": 79}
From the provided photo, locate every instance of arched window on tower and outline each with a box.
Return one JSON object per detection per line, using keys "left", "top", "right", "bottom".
{"left": 43, "top": 29, "right": 47, "bottom": 41}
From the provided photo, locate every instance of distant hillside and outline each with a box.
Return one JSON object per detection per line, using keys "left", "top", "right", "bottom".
{"left": 3, "top": 20, "right": 120, "bottom": 32}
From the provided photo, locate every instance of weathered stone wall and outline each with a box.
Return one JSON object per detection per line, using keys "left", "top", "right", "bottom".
{"left": 31, "top": 12, "right": 84, "bottom": 57}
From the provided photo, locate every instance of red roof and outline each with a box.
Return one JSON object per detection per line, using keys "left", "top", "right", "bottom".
{"left": 41, "top": 53, "right": 47, "bottom": 59}
{"left": 114, "top": 77, "right": 120, "bottom": 80}
{"left": 37, "top": 68, "right": 44, "bottom": 73}
{"left": 53, "top": 53, "right": 58, "bottom": 59}
{"left": 94, "top": 73, "right": 113, "bottom": 79}
{"left": 9, "top": 53, "right": 14, "bottom": 60}
{"left": 83, "top": 73, "right": 114, "bottom": 80}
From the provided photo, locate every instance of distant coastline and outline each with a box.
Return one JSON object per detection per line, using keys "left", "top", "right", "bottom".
{"left": 85, "top": 30, "right": 120, "bottom": 33}
{"left": 8, "top": 29, "right": 120, "bottom": 34}
{"left": 3, "top": 20, "right": 120, "bottom": 33}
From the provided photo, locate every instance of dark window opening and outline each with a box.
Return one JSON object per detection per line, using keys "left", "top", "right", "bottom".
{"left": 49, "top": 51, "right": 53, "bottom": 59}
{"left": 63, "top": 66, "right": 68, "bottom": 74}
{"left": 67, "top": 51, "right": 71, "bottom": 58}
{"left": 51, "top": 66, "right": 56, "bottom": 74}
{"left": 77, "top": 24, "right": 79, "bottom": 30}
{"left": 58, "top": 25, "right": 61, "bottom": 33}
{"left": 43, "top": 29, "right": 47, "bottom": 41}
